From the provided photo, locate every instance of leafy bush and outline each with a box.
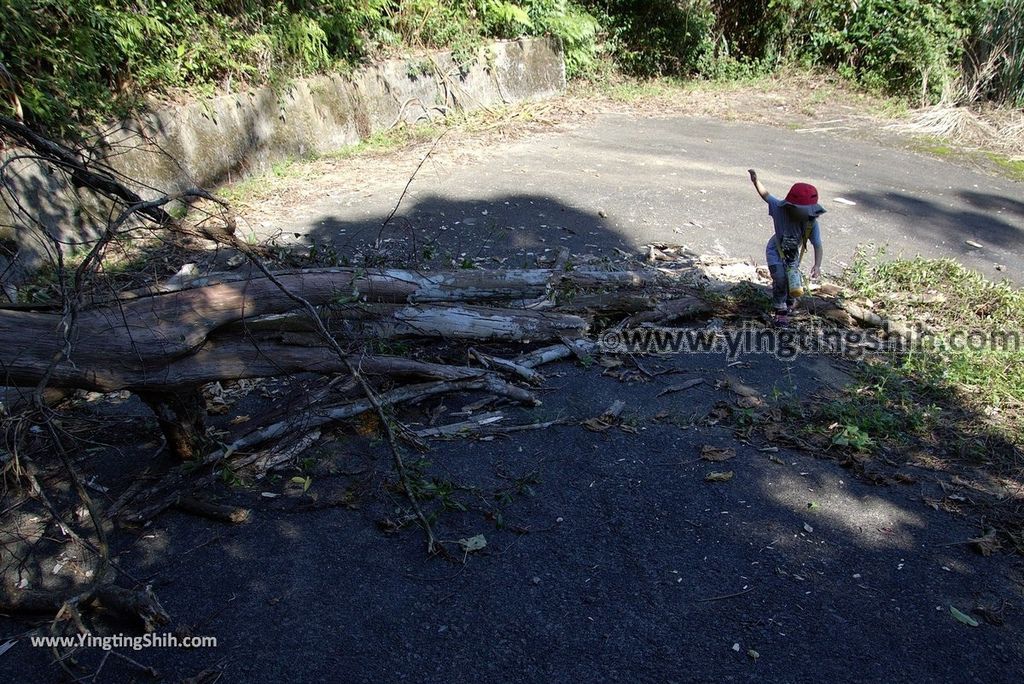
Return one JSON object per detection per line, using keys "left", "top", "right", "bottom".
{"left": 0, "top": 0, "right": 1018, "bottom": 134}
{"left": 580, "top": 0, "right": 717, "bottom": 77}
{"left": 479, "top": 0, "right": 535, "bottom": 36}
{"left": 711, "top": 1, "right": 1006, "bottom": 104}
{"left": 805, "top": 0, "right": 973, "bottom": 102}
{"left": 0, "top": 1, "right": 394, "bottom": 133}
{"left": 0, "top": 0, "right": 604, "bottom": 132}
{"left": 712, "top": 0, "right": 798, "bottom": 68}
{"left": 524, "top": 1, "right": 601, "bottom": 76}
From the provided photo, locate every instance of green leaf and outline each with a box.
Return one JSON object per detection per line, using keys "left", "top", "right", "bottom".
{"left": 949, "top": 605, "right": 979, "bottom": 627}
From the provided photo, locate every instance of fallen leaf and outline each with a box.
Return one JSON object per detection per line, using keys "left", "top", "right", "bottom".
{"left": 949, "top": 605, "right": 980, "bottom": 627}
{"left": 737, "top": 395, "right": 764, "bottom": 409}
{"left": 582, "top": 417, "right": 613, "bottom": 432}
{"left": 968, "top": 529, "right": 1003, "bottom": 557}
{"left": 747, "top": 649, "right": 760, "bottom": 660}
{"left": 601, "top": 400, "right": 626, "bottom": 419}
{"left": 723, "top": 375, "right": 762, "bottom": 398}
{"left": 354, "top": 412, "right": 381, "bottom": 437}
{"left": 823, "top": 308, "right": 855, "bottom": 326}
{"left": 975, "top": 604, "right": 1006, "bottom": 626}
{"left": 458, "top": 534, "right": 487, "bottom": 553}
{"left": 657, "top": 378, "right": 704, "bottom": 397}
{"left": 229, "top": 415, "right": 251, "bottom": 425}
{"left": 705, "top": 471, "right": 734, "bottom": 482}
{"left": 762, "top": 423, "right": 783, "bottom": 441}
{"left": 180, "top": 669, "right": 225, "bottom": 684}
{"left": 706, "top": 403, "right": 731, "bottom": 424}
{"left": 700, "top": 445, "right": 736, "bottom": 462}
{"left": 604, "top": 367, "right": 649, "bottom": 383}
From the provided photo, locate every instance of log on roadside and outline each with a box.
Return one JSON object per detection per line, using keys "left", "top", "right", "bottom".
{"left": 0, "top": 267, "right": 665, "bottom": 392}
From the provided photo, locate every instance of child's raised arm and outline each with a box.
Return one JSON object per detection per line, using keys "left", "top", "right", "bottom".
{"left": 748, "top": 169, "right": 769, "bottom": 201}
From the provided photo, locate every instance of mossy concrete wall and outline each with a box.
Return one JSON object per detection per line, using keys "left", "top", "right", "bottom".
{"left": 0, "top": 37, "right": 565, "bottom": 289}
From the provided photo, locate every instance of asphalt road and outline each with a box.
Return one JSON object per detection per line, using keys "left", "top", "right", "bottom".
{"left": 8, "top": 351, "right": 1021, "bottom": 683}
{"left": 4, "top": 113, "right": 1023, "bottom": 683}
{"left": 265, "top": 113, "right": 1022, "bottom": 282}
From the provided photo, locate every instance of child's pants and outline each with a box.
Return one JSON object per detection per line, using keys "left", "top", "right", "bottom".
{"left": 769, "top": 263, "right": 796, "bottom": 311}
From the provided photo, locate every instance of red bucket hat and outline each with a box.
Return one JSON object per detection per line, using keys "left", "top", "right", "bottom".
{"left": 782, "top": 182, "right": 826, "bottom": 218}
{"left": 784, "top": 182, "right": 819, "bottom": 206}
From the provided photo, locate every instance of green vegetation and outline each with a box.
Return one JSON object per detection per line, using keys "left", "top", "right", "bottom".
{"left": 987, "top": 153, "right": 1024, "bottom": 182}
{"left": 583, "top": 0, "right": 719, "bottom": 78}
{"left": 2, "top": 1, "right": 1022, "bottom": 134}
{"left": 910, "top": 138, "right": 957, "bottom": 157}
{"left": 846, "top": 255, "right": 1024, "bottom": 406}
{"left": 816, "top": 253, "right": 1024, "bottom": 464}
{"left": 0, "top": 1, "right": 603, "bottom": 135}
{"left": 904, "top": 137, "right": 1024, "bottom": 183}
{"left": 797, "top": 0, "right": 975, "bottom": 102}
{"left": 708, "top": 0, "right": 1024, "bottom": 105}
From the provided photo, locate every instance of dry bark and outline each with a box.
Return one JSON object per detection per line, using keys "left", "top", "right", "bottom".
{"left": 0, "top": 268, "right": 668, "bottom": 392}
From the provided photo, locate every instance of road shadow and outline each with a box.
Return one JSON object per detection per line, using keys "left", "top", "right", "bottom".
{"left": 269, "top": 191, "right": 634, "bottom": 271}
{"left": 1, "top": 187, "right": 1023, "bottom": 682}
{"left": 845, "top": 188, "right": 1024, "bottom": 255}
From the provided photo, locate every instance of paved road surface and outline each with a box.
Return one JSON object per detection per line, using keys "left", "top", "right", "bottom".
{"left": 5, "top": 113, "right": 1023, "bottom": 683}
{"left": 264, "top": 113, "right": 1022, "bottom": 282}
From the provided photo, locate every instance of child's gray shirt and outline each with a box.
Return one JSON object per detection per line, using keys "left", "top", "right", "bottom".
{"left": 764, "top": 194, "right": 823, "bottom": 267}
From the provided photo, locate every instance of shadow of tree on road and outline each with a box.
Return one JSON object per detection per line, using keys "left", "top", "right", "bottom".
{"left": 846, "top": 189, "right": 1024, "bottom": 256}
{"left": 2, "top": 185, "right": 1023, "bottom": 683}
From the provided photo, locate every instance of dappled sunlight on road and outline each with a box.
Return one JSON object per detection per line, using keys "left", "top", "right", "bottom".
{"left": 760, "top": 468, "right": 925, "bottom": 550}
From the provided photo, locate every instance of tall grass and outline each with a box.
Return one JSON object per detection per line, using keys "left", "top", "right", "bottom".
{"left": 960, "top": 0, "right": 1024, "bottom": 105}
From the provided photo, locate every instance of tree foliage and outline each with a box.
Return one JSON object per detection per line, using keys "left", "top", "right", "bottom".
{"left": 0, "top": 1, "right": 1020, "bottom": 133}
{"left": 0, "top": 1, "right": 603, "bottom": 132}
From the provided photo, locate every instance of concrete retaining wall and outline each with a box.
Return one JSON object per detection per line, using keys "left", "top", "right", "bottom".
{"left": 0, "top": 37, "right": 565, "bottom": 286}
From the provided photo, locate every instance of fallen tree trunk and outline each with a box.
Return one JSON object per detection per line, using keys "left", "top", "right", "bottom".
{"left": 0, "top": 267, "right": 674, "bottom": 392}
{"left": 0, "top": 264, "right": 702, "bottom": 461}
{"left": 107, "top": 265, "right": 657, "bottom": 305}
{"left": 234, "top": 303, "right": 588, "bottom": 344}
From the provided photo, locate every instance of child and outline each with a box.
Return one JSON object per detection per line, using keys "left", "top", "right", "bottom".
{"left": 748, "top": 169, "right": 826, "bottom": 324}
